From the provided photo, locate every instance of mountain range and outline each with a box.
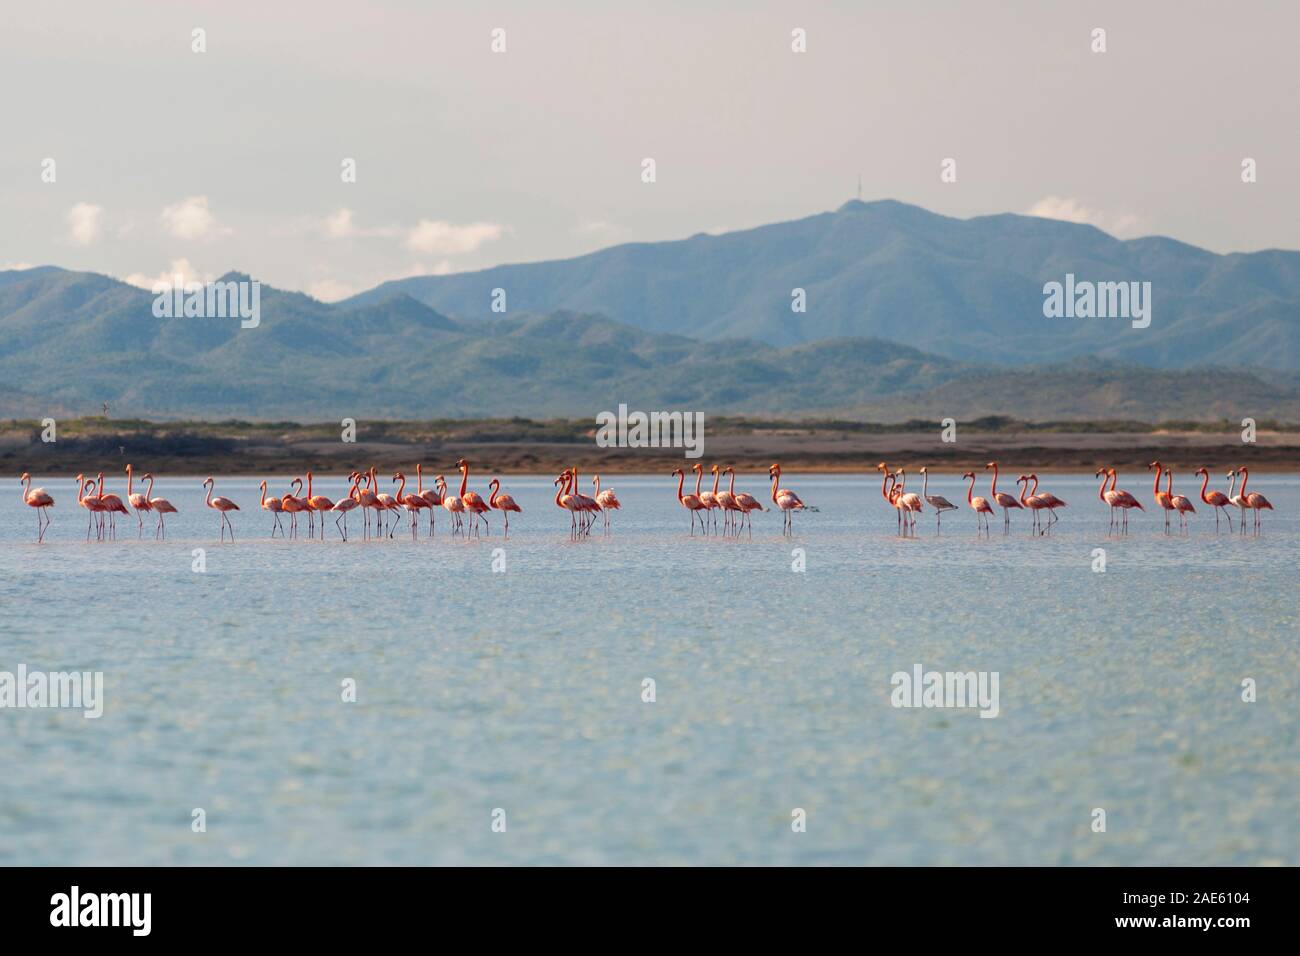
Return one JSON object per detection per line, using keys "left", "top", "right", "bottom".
{"left": 1, "top": 200, "right": 1298, "bottom": 421}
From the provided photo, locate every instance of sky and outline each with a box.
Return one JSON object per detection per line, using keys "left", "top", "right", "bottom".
{"left": 1, "top": 0, "right": 1296, "bottom": 301}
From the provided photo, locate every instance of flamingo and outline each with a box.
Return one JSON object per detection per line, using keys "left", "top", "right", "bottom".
{"left": 672, "top": 467, "right": 708, "bottom": 534}
{"left": 372, "top": 466, "right": 402, "bottom": 537}
{"left": 895, "top": 467, "right": 923, "bottom": 534}
{"left": 438, "top": 474, "right": 465, "bottom": 534}
{"left": 887, "top": 472, "right": 913, "bottom": 534}
{"left": 77, "top": 473, "right": 105, "bottom": 540}
{"left": 876, "top": 463, "right": 901, "bottom": 532}
{"left": 963, "top": 471, "right": 994, "bottom": 532}
{"left": 919, "top": 467, "right": 956, "bottom": 530}
{"left": 281, "top": 478, "right": 308, "bottom": 538}
{"left": 20, "top": 472, "right": 54, "bottom": 542}
{"left": 1238, "top": 467, "right": 1274, "bottom": 532}
{"left": 555, "top": 470, "right": 580, "bottom": 535}
{"left": 260, "top": 480, "right": 286, "bottom": 537}
{"left": 1148, "top": 461, "right": 1176, "bottom": 532}
{"left": 393, "top": 471, "right": 426, "bottom": 539}
{"left": 305, "top": 471, "right": 335, "bottom": 540}
{"left": 697, "top": 464, "right": 719, "bottom": 534}
{"left": 768, "top": 463, "right": 805, "bottom": 535}
{"left": 984, "top": 462, "right": 1023, "bottom": 532}
{"left": 202, "top": 476, "right": 239, "bottom": 541}
{"left": 1027, "top": 474, "right": 1066, "bottom": 529}
{"left": 1016, "top": 475, "right": 1049, "bottom": 534}
{"left": 96, "top": 473, "right": 128, "bottom": 539}
{"left": 1195, "top": 467, "right": 1234, "bottom": 531}
{"left": 1226, "top": 470, "right": 1249, "bottom": 532}
{"left": 489, "top": 478, "right": 523, "bottom": 535}
{"left": 144, "top": 473, "right": 177, "bottom": 539}
{"left": 592, "top": 474, "right": 621, "bottom": 532}
{"left": 416, "top": 464, "right": 439, "bottom": 536}
{"left": 1105, "top": 467, "right": 1143, "bottom": 532}
{"left": 729, "top": 467, "right": 765, "bottom": 534}
{"left": 716, "top": 467, "right": 744, "bottom": 534}
{"left": 456, "top": 459, "right": 490, "bottom": 535}
{"left": 125, "top": 464, "right": 152, "bottom": 536}
{"left": 330, "top": 472, "right": 362, "bottom": 540}
{"left": 357, "top": 468, "right": 383, "bottom": 538}
{"left": 1166, "top": 469, "right": 1196, "bottom": 531}
{"left": 568, "top": 467, "right": 601, "bottom": 533}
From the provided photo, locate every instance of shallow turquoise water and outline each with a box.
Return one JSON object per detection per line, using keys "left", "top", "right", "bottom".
{"left": 2, "top": 472, "right": 1296, "bottom": 865}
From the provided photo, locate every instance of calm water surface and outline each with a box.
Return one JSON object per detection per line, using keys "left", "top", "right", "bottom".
{"left": 2, "top": 472, "right": 1297, "bottom": 865}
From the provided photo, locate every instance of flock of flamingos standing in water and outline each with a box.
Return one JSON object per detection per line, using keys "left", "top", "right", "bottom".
{"left": 14, "top": 458, "right": 1277, "bottom": 543}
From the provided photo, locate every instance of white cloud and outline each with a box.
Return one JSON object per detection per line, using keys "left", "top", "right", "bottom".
{"left": 404, "top": 220, "right": 507, "bottom": 256}
{"left": 122, "top": 257, "right": 215, "bottom": 292}
{"left": 67, "top": 202, "right": 104, "bottom": 246}
{"left": 1025, "top": 196, "right": 1140, "bottom": 237}
{"left": 306, "top": 263, "right": 438, "bottom": 303}
{"left": 1, "top": 261, "right": 35, "bottom": 272}
{"left": 319, "top": 207, "right": 401, "bottom": 240}
{"left": 159, "top": 196, "right": 230, "bottom": 241}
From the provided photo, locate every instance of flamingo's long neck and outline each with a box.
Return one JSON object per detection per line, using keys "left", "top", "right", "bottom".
{"left": 21, "top": 475, "right": 30, "bottom": 499}
{"left": 966, "top": 475, "right": 975, "bottom": 504}
{"left": 1018, "top": 479, "right": 1029, "bottom": 505}
{"left": 693, "top": 469, "right": 703, "bottom": 498}
{"left": 76, "top": 479, "right": 85, "bottom": 504}
{"left": 145, "top": 475, "right": 155, "bottom": 499}
{"left": 459, "top": 466, "right": 468, "bottom": 498}
{"left": 1165, "top": 470, "right": 1173, "bottom": 496}
{"left": 1239, "top": 469, "right": 1250, "bottom": 497}
{"left": 921, "top": 471, "right": 929, "bottom": 499}
{"left": 727, "top": 471, "right": 736, "bottom": 496}
{"left": 126, "top": 467, "right": 134, "bottom": 496}
{"left": 711, "top": 471, "right": 720, "bottom": 496}
{"left": 1097, "top": 473, "right": 1108, "bottom": 500}
{"left": 593, "top": 475, "right": 601, "bottom": 497}
{"left": 1030, "top": 475, "right": 1039, "bottom": 497}
{"left": 307, "top": 473, "right": 314, "bottom": 499}
{"left": 416, "top": 466, "right": 424, "bottom": 497}
{"left": 770, "top": 470, "right": 780, "bottom": 503}
{"left": 260, "top": 483, "right": 268, "bottom": 507}
{"left": 1108, "top": 469, "right": 1118, "bottom": 493}
{"left": 555, "top": 478, "right": 565, "bottom": 507}
{"left": 396, "top": 475, "right": 406, "bottom": 501}
{"left": 351, "top": 475, "right": 362, "bottom": 498}
{"left": 989, "top": 464, "right": 998, "bottom": 497}
{"left": 676, "top": 472, "right": 686, "bottom": 503}
{"left": 98, "top": 475, "right": 105, "bottom": 495}
{"left": 205, "top": 482, "right": 214, "bottom": 507}
{"left": 488, "top": 481, "right": 498, "bottom": 507}
{"left": 1152, "top": 464, "right": 1162, "bottom": 495}
{"left": 880, "top": 471, "right": 890, "bottom": 501}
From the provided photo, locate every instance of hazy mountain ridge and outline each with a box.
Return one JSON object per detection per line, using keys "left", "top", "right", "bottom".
{"left": 1, "top": 265, "right": 1298, "bottom": 421}
{"left": 349, "top": 199, "right": 1300, "bottom": 369}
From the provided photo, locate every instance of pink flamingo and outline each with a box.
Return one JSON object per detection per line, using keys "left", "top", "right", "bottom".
{"left": 438, "top": 474, "right": 465, "bottom": 534}
{"left": 260, "top": 479, "right": 287, "bottom": 537}
{"left": 20, "top": 472, "right": 54, "bottom": 542}
{"left": 77, "top": 473, "right": 105, "bottom": 540}
{"left": 555, "top": 470, "right": 580, "bottom": 534}
{"left": 1166, "top": 469, "right": 1196, "bottom": 531}
{"left": 697, "top": 464, "right": 719, "bottom": 534}
{"left": 895, "top": 467, "right": 923, "bottom": 533}
{"left": 372, "top": 466, "right": 402, "bottom": 537}
{"left": 1148, "top": 461, "right": 1176, "bottom": 531}
{"left": 984, "top": 462, "right": 1023, "bottom": 532}
{"left": 1103, "top": 467, "right": 1143, "bottom": 532}
{"left": 329, "top": 472, "right": 362, "bottom": 540}
{"left": 143, "top": 473, "right": 177, "bottom": 539}
{"left": 876, "top": 463, "right": 900, "bottom": 532}
{"left": 727, "top": 467, "right": 765, "bottom": 534}
{"left": 489, "top": 478, "right": 523, "bottom": 535}
{"left": 963, "top": 471, "right": 994, "bottom": 532}
{"left": 125, "top": 464, "right": 152, "bottom": 536}
{"left": 281, "top": 478, "right": 309, "bottom": 538}
{"left": 96, "top": 473, "right": 129, "bottom": 539}
{"left": 393, "top": 471, "right": 426, "bottom": 539}
{"left": 568, "top": 467, "right": 601, "bottom": 533}
{"left": 1016, "top": 475, "right": 1049, "bottom": 534}
{"left": 456, "top": 459, "right": 491, "bottom": 535}
{"left": 1226, "top": 470, "right": 1249, "bottom": 532}
{"left": 768, "top": 463, "right": 805, "bottom": 535}
{"left": 305, "top": 471, "right": 335, "bottom": 540}
{"left": 357, "top": 468, "right": 383, "bottom": 538}
{"left": 1027, "top": 474, "right": 1066, "bottom": 529}
{"left": 1238, "top": 467, "right": 1274, "bottom": 532}
{"left": 202, "top": 476, "right": 240, "bottom": 541}
{"left": 592, "top": 474, "right": 621, "bottom": 532}
{"left": 672, "top": 467, "right": 708, "bottom": 534}
{"left": 887, "top": 472, "right": 912, "bottom": 534}
{"left": 416, "top": 464, "right": 439, "bottom": 536}
{"left": 919, "top": 467, "right": 957, "bottom": 531}
{"left": 1194, "top": 467, "right": 1234, "bottom": 531}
